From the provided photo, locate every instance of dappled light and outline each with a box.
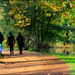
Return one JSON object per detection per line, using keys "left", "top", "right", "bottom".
{"left": 0, "top": 49, "right": 70, "bottom": 75}
{"left": 0, "top": 0, "right": 75, "bottom": 75}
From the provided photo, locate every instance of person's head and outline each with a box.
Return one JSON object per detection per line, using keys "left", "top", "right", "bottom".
{"left": 18, "top": 32, "right": 21, "bottom": 35}
{"left": 9, "top": 32, "right": 12, "bottom": 35}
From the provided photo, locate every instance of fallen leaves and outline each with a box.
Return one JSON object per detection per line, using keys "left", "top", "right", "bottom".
{"left": 5, "top": 62, "right": 15, "bottom": 65}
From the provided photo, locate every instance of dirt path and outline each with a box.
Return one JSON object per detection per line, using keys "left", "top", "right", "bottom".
{"left": 0, "top": 49, "right": 70, "bottom": 75}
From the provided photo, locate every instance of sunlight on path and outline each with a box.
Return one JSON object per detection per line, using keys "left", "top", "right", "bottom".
{"left": 0, "top": 49, "right": 70, "bottom": 75}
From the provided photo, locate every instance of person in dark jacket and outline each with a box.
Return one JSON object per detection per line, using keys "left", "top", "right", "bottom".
{"left": 7, "top": 32, "right": 15, "bottom": 55}
{"left": 17, "top": 32, "right": 24, "bottom": 54}
{"left": 0, "top": 32, "right": 4, "bottom": 54}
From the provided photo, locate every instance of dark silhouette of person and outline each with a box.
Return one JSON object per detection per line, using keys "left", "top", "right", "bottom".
{"left": 7, "top": 32, "right": 15, "bottom": 55}
{"left": 0, "top": 32, "right": 4, "bottom": 54}
{"left": 17, "top": 32, "right": 24, "bottom": 54}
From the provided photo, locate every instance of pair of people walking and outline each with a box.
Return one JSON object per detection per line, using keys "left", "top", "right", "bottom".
{"left": 7, "top": 32, "right": 24, "bottom": 55}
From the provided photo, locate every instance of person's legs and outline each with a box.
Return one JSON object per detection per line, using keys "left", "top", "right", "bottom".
{"left": 10, "top": 46, "right": 12, "bottom": 55}
{"left": 19, "top": 45, "right": 22, "bottom": 54}
{"left": 0, "top": 44, "right": 2, "bottom": 54}
{"left": 10, "top": 45, "right": 14, "bottom": 55}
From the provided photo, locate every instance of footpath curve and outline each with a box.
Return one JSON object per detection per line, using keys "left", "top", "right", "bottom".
{"left": 0, "top": 49, "right": 70, "bottom": 75}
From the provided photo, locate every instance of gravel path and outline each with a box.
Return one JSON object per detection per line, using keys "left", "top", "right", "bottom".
{"left": 0, "top": 49, "right": 70, "bottom": 75}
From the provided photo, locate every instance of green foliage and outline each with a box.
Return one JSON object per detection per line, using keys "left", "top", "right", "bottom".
{"left": 0, "top": 0, "right": 75, "bottom": 51}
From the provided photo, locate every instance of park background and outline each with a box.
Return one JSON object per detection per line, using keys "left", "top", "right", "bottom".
{"left": 0, "top": 0, "right": 75, "bottom": 74}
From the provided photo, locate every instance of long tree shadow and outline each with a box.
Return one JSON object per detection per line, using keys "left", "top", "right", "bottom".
{"left": 1, "top": 57, "right": 75, "bottom": 64}
{"left": 0, "top": 67, "right": 70, "bottom": 75}
{"left": 0, "top": 61, "right": 66, "bottom": 70}
{"left": 0, "top": 58, "right": 62, "bottom": 64}
{"left": 0, "top": 53, "right": 47, "bottom": 59}
{"left": 0, "top": 58, "right": 69, "bottom": 71}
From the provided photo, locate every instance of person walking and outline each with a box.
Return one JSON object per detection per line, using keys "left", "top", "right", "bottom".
{"left": 7, "top": 32, "right": 15, "bottom": 55}
{"left": 17, "top": 32, "right": 24, "bottom": 54}
{"left": 0, "top": 32, "right": 4, "bottom": 54}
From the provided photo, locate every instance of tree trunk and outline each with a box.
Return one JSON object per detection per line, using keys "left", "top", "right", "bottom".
{"left": 36, "top": 7, "right": 40, "bottom": 52}
{"left": 40, "top": 11, "right": 45, "bottom": 45}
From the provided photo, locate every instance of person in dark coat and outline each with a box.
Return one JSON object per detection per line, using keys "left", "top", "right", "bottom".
{"left": 7, "top": 32, "right": 15, "bottom": 55}
{"left": 17, "top": 32, "right": 24, "bottom": 54}
{"left": 0, "top": 32, "right": 4, "bottom": 54}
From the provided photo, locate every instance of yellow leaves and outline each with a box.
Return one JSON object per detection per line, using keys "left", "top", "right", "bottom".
{"left": 16, "top": 7, "right": 19, "bottom": 11}
{"left": 69, "top": 3, "right": 75, "bottom": 8}
{"left": 15, "top": 23, "right": 19, "bottom": 26}
{"left": 46, "top": 13, "right": 49, "bottom": 16}
{"left": 14, "top": 14, "right": 18, "bottom": 19}
{"left": 41, "top": 1, "right": 47, "bottom": 7}
{"left": 15, "top": 20, "right": 23, "bottom": 26}
{"left": 53, "top": 7, "right": 58, "bottom": 12}
{"left": 14, "top": 14, "right": 26, "bottom": 20}
{"left": 25, "top": 18, "right": 31, "bottom": 22}
{"left": 20, "top": 24, "right": 29, "bottom": 28}
{"left": 18, "top": 21, "right": 22, "bottom": 24}
{"left": 22, "top": 16, "right": 26, "bottom": 18}
{"left": 46, "top": 13, "right": 51, "bottom": 17}
{"left": 17, "top": 14, "right": 22, "bottom": 20}
{"left": 70, "top": 4, "right": 72, "bottom": 8}
{"left": 20, "top": 24, "right": 24, "bottom": 27}
{"left": 9, "top": 10, "right": 14, "bottom": 15}
{"left": 20, "top": 23, "right": 30, "bottom": 27}
{"left": 26, "top": 23, "right": 30, "bottom": 26}
{"left": 10, "top": 1, "right": 13, "bottom": 4}
{"left": 26, "top": 18, "right": 29, "bottom": 21}
{"left": 19, "top": 17, "right": 21, "bottom": 20}
{"left": 15, "top": 18, "right": 31, "bottom": 28}
{"left": 49, "top": 3, "right": 58, "bottom": 12}
{"left": 46, "top": 2, "right": 49, "bottom": 6}
{"left": 41, "top": 1, "right": 58, "bottom": 12}
{"left": 61, "top": 13, "right": 68, "bottom": 19}
{"left": 19, "top": 11, "right": 22, "bottom": 13}
{"left": 24, "top": 10, "right": 27, "bottom": 13}
{"left": 62, "top": 2, "right": 67, "bottom": 6}
{"left": 17, "top": 14, "right": 20, "bottom": 17}
{"left": 9, "top": 0, "right": 16, "bottom": 5}
{"left": 45, "top": 9, "right": 47, "bottom": 12}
